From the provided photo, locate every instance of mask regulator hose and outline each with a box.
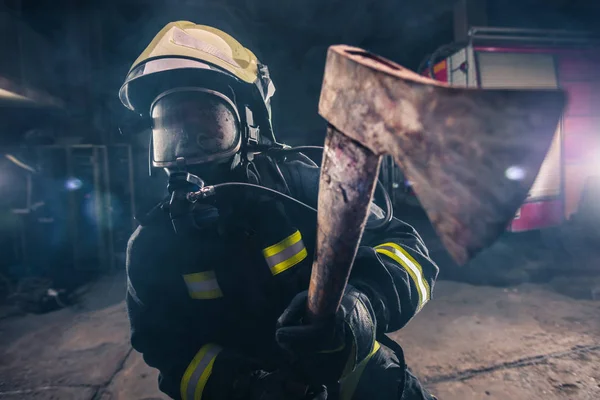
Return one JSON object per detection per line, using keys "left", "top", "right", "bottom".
{"left": 267, "top": 145, "right": 394, "bottom": 231}
{"left": 187, "top": 179, "right": 393, "bottom": 232}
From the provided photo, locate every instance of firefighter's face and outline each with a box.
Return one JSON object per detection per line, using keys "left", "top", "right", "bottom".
{"left": 151, "top": 90, "right": 241, "bottom": 167}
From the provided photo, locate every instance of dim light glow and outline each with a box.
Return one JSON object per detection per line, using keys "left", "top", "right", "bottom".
{"left": 505, "top": 166, "right": 526, "bottom": 181}
{"left": 65, "top": 177, "right": 83, "bottom": 191}
{"left": 5, "top": 154, "right": 36, "bottom": 173}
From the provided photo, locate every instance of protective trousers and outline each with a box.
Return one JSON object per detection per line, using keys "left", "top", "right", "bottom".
{"left": 334, "top": 341, "right": 437, "bottom": 400}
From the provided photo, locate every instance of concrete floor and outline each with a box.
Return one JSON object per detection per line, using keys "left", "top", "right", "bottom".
{"left": 1, "top": 272, "right": 599, "bottom": 400}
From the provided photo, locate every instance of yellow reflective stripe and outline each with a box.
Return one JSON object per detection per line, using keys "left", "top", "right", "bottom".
{"left": 341, "top": 342, "right": 357, "bottom": 377}
{"left": 376, "top": 248, "right": 424, "bottom": 308}
{"left": 189, "top": 289, "right": 223, "bottom": 300}
{"left": 270, "top": 247, "right": 307, "bottom": 275}
{"left": 262, "top": 230, "right": 308, "bottom": 275}
{"left": 181, "top": 344, "right": 222, "bottom": 400}
{"left": 318, "top": 341, "right": 346, "bottom": 354}
{"left": 340, "top": 341, "right": 381, "bottom": 400}
{"left": 183, "top": 271, "right": 217, "bottom": 283}
{"left": 386, "top": 242, "right": 431, "bottom": 300}
{"left": 183, "top": 271, "right": 223, "bottom": 299}
{"left": 263, "top": 230, "right": 302, "bottom": 257}
{"left": 375, "top": 243, "right": 430, "bottom": 311}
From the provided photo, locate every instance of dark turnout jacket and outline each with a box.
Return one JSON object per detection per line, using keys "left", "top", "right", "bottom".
{"left": 126, "top": 157, "right": 439, "bottom": 400}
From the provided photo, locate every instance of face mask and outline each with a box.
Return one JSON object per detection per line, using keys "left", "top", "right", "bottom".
{"left": 150, "top": 88, "right": 242, "bottom": 168}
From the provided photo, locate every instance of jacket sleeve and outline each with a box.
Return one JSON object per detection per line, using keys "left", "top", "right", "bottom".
{"left": 350, "top": 211, "right": 439, "bottom": 333}
{"left": 126, "top": 224, "right": 261, "bottom": 400}
{"left": 278, "top": 157, "right": 439, "bottom": 332}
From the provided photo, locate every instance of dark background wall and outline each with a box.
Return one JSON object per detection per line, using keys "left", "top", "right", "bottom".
{"left": 3, "top": 0, "right": 600, "bottom": 146}
{"left": 0, "top": 0, "right": 598, "bottom": 282}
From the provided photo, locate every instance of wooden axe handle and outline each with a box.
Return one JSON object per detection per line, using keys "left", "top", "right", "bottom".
{"left": 307, "top": 126, "right": 382, "bottom": 321}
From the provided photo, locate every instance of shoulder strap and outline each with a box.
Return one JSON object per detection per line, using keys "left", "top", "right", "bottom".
{"left": 276, "top": 158, "right": 319, "bottom": 209}
{"left": 134, "top": 197, "right": 169, "bottom": 227}
{"left": 252, "top": 155, "right": 290, "bottom": 194}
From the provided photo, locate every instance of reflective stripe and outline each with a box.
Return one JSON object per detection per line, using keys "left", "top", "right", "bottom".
{"left": 375, "top": 243, "right": 430, "bottom": 311}
{"left": 172, "top": 27, "right": 240, "bottom": 68}
{"left": 262, "top": 230, "right": 308, "bottom": 275}
{"left": 340, "top": 341, "right": 381, "bottom": 400}
{"left": 181, "top": 344, "right": 222, "bottom": 400}
{"left": 183, "top": 271, "right": 223, "bottom": 299}
{"left": 143, "top": 58, "right": 214, "bottom": 75}
{"left": 318, "top": 342, "right": 346, "bottom": 354}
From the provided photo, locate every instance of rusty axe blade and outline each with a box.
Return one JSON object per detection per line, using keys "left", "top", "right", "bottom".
{"left": 307, "top": 45, "right": 566, "bottom": 320}
{"left": 319, "top": 45, "right": 566, "bottom": 266}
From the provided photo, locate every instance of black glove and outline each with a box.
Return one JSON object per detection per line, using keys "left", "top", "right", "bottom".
{"left": 232, "top": 370, "right": 328, "bottom": 400}
{"left": 275, "top": 285, "right": 377, "bottom": 386}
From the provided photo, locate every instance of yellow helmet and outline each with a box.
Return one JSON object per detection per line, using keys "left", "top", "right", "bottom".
{"left": 119, "top": 21, "right": 277, "bottom": 144}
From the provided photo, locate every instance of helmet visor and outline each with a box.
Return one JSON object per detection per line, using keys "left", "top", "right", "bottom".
{"left": 150, "top": 89, "right": 241, "bottom": 166}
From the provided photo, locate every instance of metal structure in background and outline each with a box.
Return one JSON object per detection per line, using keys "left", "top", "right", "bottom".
{"left": 106, "top": 144, "right": 137, "bottom": 262}
{"left": 3, "top": 144, "right": 136, "bottom": 278}
{"left": 468, "top": 27, "right": 599, "bottom": 45}
{"left": 3, "top": 154, "right": 36, "bottom": 279}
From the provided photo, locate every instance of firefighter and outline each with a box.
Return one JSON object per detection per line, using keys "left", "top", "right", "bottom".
{"left": 120, "top": 21, "right": 439, "bottom": 400}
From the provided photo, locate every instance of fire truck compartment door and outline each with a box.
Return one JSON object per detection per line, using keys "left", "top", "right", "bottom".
{"left": 477, "top": 51, "right": 562, "bottom": 201}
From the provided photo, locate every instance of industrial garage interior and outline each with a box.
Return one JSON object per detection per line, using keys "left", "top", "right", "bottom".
{"left": 0, "top": 0, "right": 599, "bottom": 399}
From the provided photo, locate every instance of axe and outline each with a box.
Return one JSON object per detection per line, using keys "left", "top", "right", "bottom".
{"left": 306, "top": 46, "right": 566, "bottom": 322}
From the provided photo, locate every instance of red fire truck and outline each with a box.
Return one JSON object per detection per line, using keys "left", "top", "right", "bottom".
{"left": 382, "top": 27, "right": 600, "bottom": 233}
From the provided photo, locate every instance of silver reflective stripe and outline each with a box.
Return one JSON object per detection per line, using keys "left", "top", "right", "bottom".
{"left": 172, "top": 27, "right": 239, "bottom": 68}
{"left": 262, "top": 230, "right": 308, "bottom": 275}
{"left": 143, "top": 58, "right": 214, "bottom": 75}
{"left": 183, "top": 271, "right": 223, "bottom": 299}
{"left": 265, "top": 239, "right": 306, "bottom": 268}
{"left": 376, "top": 244, "right": 430, "bottom": 309}
{"left": 182, "top": 344, "right": 222, "bottom": 400}
{"left": 185, "top": 279, "right": 221, "bottom": 293}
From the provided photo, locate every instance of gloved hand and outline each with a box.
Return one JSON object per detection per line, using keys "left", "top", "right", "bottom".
{"left": 232, "top": 369, "right": 328, "bottom": 400}
{"left": 275, "top": 285, "right": 377, "bottom": 386}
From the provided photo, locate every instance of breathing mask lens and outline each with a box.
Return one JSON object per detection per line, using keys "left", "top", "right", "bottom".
{"left": 151, "top": 89, "right": 241, "bottom": 167}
